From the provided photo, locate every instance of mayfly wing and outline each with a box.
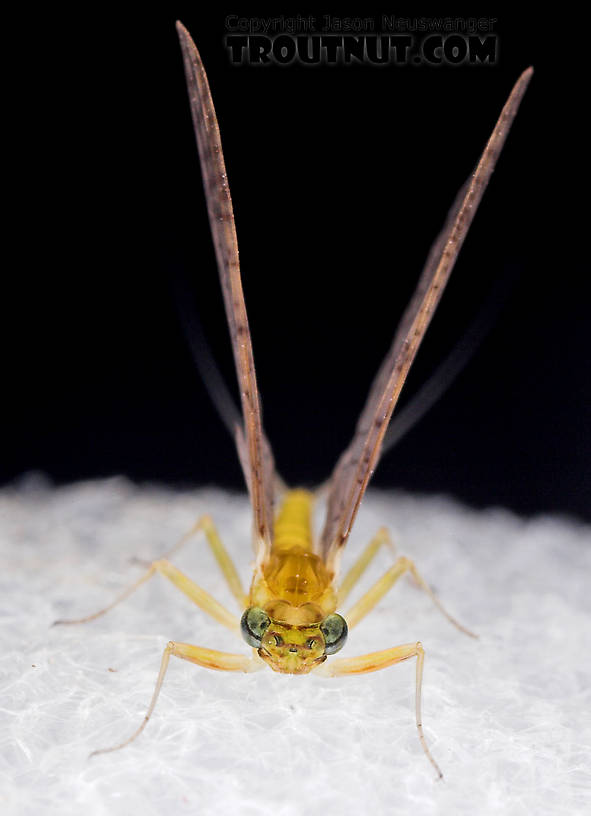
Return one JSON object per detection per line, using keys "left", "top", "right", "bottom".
{"left": 176, "top": 21, "right": 275, "bottom": 559}
{"left": 320, "top": 67, "right": 533, "bottom": 573}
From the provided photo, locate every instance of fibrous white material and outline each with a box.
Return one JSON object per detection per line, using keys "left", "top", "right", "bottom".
{"left": 1, "top": 476, "right": 590, "bottom": 815}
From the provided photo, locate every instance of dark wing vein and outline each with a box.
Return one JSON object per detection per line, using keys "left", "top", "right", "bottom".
{"left": 320, "top": 67, "right": 533, "bottom": 572}
{"left": 177, "top": 21, "right": 275, "bottom": 557}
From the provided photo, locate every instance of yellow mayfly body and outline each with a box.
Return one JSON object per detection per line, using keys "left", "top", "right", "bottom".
{"left": 54, "top": 21, "right": 533, "bottom": 778}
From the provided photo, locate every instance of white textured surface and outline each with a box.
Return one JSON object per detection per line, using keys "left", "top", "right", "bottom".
{"left": 1, "top": 476, "right": 590, "bottom": 815}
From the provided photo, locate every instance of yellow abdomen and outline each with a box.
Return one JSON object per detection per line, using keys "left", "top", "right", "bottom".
{"left": 272, "top": 488, "right": 314, "bottom": 553}
{"left": 251, "top": 490, "right": 336, "bottom": 624}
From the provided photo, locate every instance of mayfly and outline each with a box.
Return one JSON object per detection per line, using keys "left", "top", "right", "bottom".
{"left": 54, "top": 21, "right": 532, "bottom": 778}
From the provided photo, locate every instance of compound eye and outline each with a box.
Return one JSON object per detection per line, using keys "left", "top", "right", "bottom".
{"left": 240, "top": 607, "right": 271, "bottom": 648}
{"left": 320, "top": 614, "right": 348, "bottom": 655}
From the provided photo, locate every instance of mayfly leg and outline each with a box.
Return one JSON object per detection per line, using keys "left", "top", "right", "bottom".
{"left": 163, "top": 515, "right": 247, "bottom": 608}
{"left": 52, "top": 514, "right": 261, "bottom": 756}
{"left": 336, "top": 527, "right": 476, "bottom": 637}
{"left": 314, "top": 641, "right": 442, "bottom": 779}
{"left": 53, "top": 516, "right": 246, "bottom": 628}
{"left": 343, "top": 547, "right": 477, "bottom": 638}
{"left": 90, "top": 642, "right": 262, "bottom": 757}
{"left": 337, "top": 527, "right": 395, "bottom": 606}
{"left": 53, "top": 557, "right": 239, "bottom": 631}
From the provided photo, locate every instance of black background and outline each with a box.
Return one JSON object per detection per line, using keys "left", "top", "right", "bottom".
{"left": 5, "top": 8, "right": 589, "bottom": 521}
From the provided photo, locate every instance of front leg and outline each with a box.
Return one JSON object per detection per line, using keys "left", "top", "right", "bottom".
{"left": 314, "top": 642, "right": 442, "bottom": 779}
{"left": 91, "top": 642, "right": 263, "bottom": 757}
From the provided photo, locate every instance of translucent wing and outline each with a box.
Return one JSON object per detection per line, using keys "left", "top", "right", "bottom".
{"left": 177, "top": 22, "right": 275, "bottom": 559}
{"left": 320, "top": 67, "right": 533, "bottom": 573}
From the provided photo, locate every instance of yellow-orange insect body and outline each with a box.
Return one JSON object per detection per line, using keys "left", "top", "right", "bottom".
{"left": 54, "top": 20, "right": 533, "bottom": 778}
{"left": 250, "top": 490, "right": 336, "bottom": 674}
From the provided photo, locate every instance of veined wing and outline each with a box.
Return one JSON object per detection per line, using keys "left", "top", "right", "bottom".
{"left": 177, "top": 22, "right": 275, "bottom": 559}
{"left": 320, "top": 67, "right": 533, "bottom": 573}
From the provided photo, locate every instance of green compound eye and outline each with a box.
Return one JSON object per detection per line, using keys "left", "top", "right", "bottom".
{"left": 240, "top": 607, "right": 271, "bottom": 647}
{"left": 320, "top": 613, "right": 348, "bottom": 655}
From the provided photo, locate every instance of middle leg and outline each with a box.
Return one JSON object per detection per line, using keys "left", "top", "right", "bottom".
{"left": 344, "top": 554, "right": 477, "bottom": 637}
{"left": 337, "top": 527, "right": 395, "bottom": 606}
{"left": 54, "top": 559, "right": 240, "bottom": 632}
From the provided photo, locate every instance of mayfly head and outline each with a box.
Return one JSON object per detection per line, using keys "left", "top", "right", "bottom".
{"left": 240, "top": 607, "right": 348, "bottom": 675}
